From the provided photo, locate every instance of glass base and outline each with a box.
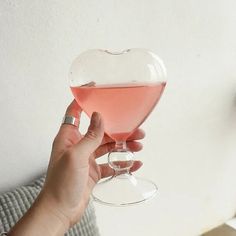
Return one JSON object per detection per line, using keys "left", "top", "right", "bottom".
{"left": 92, "top": 173, "right": 158, "bottom": 207}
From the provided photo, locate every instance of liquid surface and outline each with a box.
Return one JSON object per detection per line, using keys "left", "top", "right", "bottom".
{"left": 71, "top": 82, "right": 166, "bottom": 141}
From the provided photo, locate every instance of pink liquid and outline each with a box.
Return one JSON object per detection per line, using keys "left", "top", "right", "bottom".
{"left": 71, "top": 82, "right": 166, "bottom": 141}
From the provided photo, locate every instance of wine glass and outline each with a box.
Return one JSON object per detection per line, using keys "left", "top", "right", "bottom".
{"left": 69, "top": 48, "right": 167, "bottom": 206}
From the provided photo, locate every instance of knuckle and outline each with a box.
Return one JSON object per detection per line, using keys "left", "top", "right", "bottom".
{"left": 85, "top": 129, "right": 99, "bottom": 140}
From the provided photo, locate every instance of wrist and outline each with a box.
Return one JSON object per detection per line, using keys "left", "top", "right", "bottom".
{"left": 36, "top": 191, "right": 70, "bottom": 234}
{"left": 9, "top": 192, "right": 69, "bottom": 236}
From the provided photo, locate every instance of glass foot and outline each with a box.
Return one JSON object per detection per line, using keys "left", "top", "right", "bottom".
{"left": 92, "top": 173, "right": 158, "bottom": 206}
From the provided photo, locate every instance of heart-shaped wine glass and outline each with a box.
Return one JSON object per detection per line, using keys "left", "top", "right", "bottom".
{"left": 69, "top": 48, "right": 167, "bottom": 206}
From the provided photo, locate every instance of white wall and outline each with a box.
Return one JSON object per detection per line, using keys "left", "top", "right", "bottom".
{"left": 1, "top": 1, "right": 236, "bottom": 235}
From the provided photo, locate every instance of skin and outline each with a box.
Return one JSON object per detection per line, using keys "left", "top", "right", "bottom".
{"left": 9, "top": 100, "right": 145, "bottom": 236}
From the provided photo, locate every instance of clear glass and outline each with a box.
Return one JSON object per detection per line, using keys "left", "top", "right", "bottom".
{"left": 69, "top": 48, "right": 167, "bottom": 206}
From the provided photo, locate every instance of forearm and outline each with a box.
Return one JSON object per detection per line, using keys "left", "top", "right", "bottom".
{"left": 9, "top": 193, "right": 69, "bottom": 236}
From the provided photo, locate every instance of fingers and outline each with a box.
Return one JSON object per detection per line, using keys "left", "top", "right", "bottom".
{"left": 56, "top": 100, "right": 82, "bottom": 139}
{"left": 73, "top": 112, "right": 104, "bottom": 161}
{"left": 102, "top": 129, "right": 145, "bottom": 145}
{"left": 99, "top": 161, "right": 143, "bottom": 178}
{"left": 66, "top": 99, "right": 82, "bottom": 116}
{"left": 127, "top": 129, "right": 145, "bottom": 141}
{"left": 53, "top": 100, "right": 82, "bottom": 150}
{"left": 60, "top": 100, "right": 82, "bottom": 130}
{"left": 95, "top": 141, "right": 143, "bottom": 158}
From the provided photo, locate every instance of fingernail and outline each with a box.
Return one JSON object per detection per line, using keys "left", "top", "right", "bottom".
{"left": 91, "top": 112, "right": 101, "bottom": 128}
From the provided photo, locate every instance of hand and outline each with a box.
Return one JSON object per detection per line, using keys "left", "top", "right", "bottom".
{"left": 9, "top": 100, "right": 145, "bottom": 236}
{"left": 39, "top": 100, "right": 145, "bottom": 228}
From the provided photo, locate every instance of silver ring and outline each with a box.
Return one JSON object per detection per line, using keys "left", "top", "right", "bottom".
{"left": 62, "top": 115, "right": 79, "bottom": 127}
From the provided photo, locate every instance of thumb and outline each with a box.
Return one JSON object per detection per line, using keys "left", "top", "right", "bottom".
{"left": 74, "top": 112, "right": 104, "bottom": 157}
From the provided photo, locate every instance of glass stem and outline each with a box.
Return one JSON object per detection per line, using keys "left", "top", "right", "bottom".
{"left": 109, "top": 141, "right": 133, "bottom": 176}
{"left": 114, "top": 141, "right": 127, "bottom": 151}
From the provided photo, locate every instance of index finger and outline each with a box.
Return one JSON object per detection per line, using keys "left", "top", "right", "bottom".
{"left": 51, "top": 100, "right": 82, "bottom": 160}
{"left": 55, "top": 100, "right": 82, "bottom": 145}
{"left": 61, "top": 99, "right": 82, "bottom": 130}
